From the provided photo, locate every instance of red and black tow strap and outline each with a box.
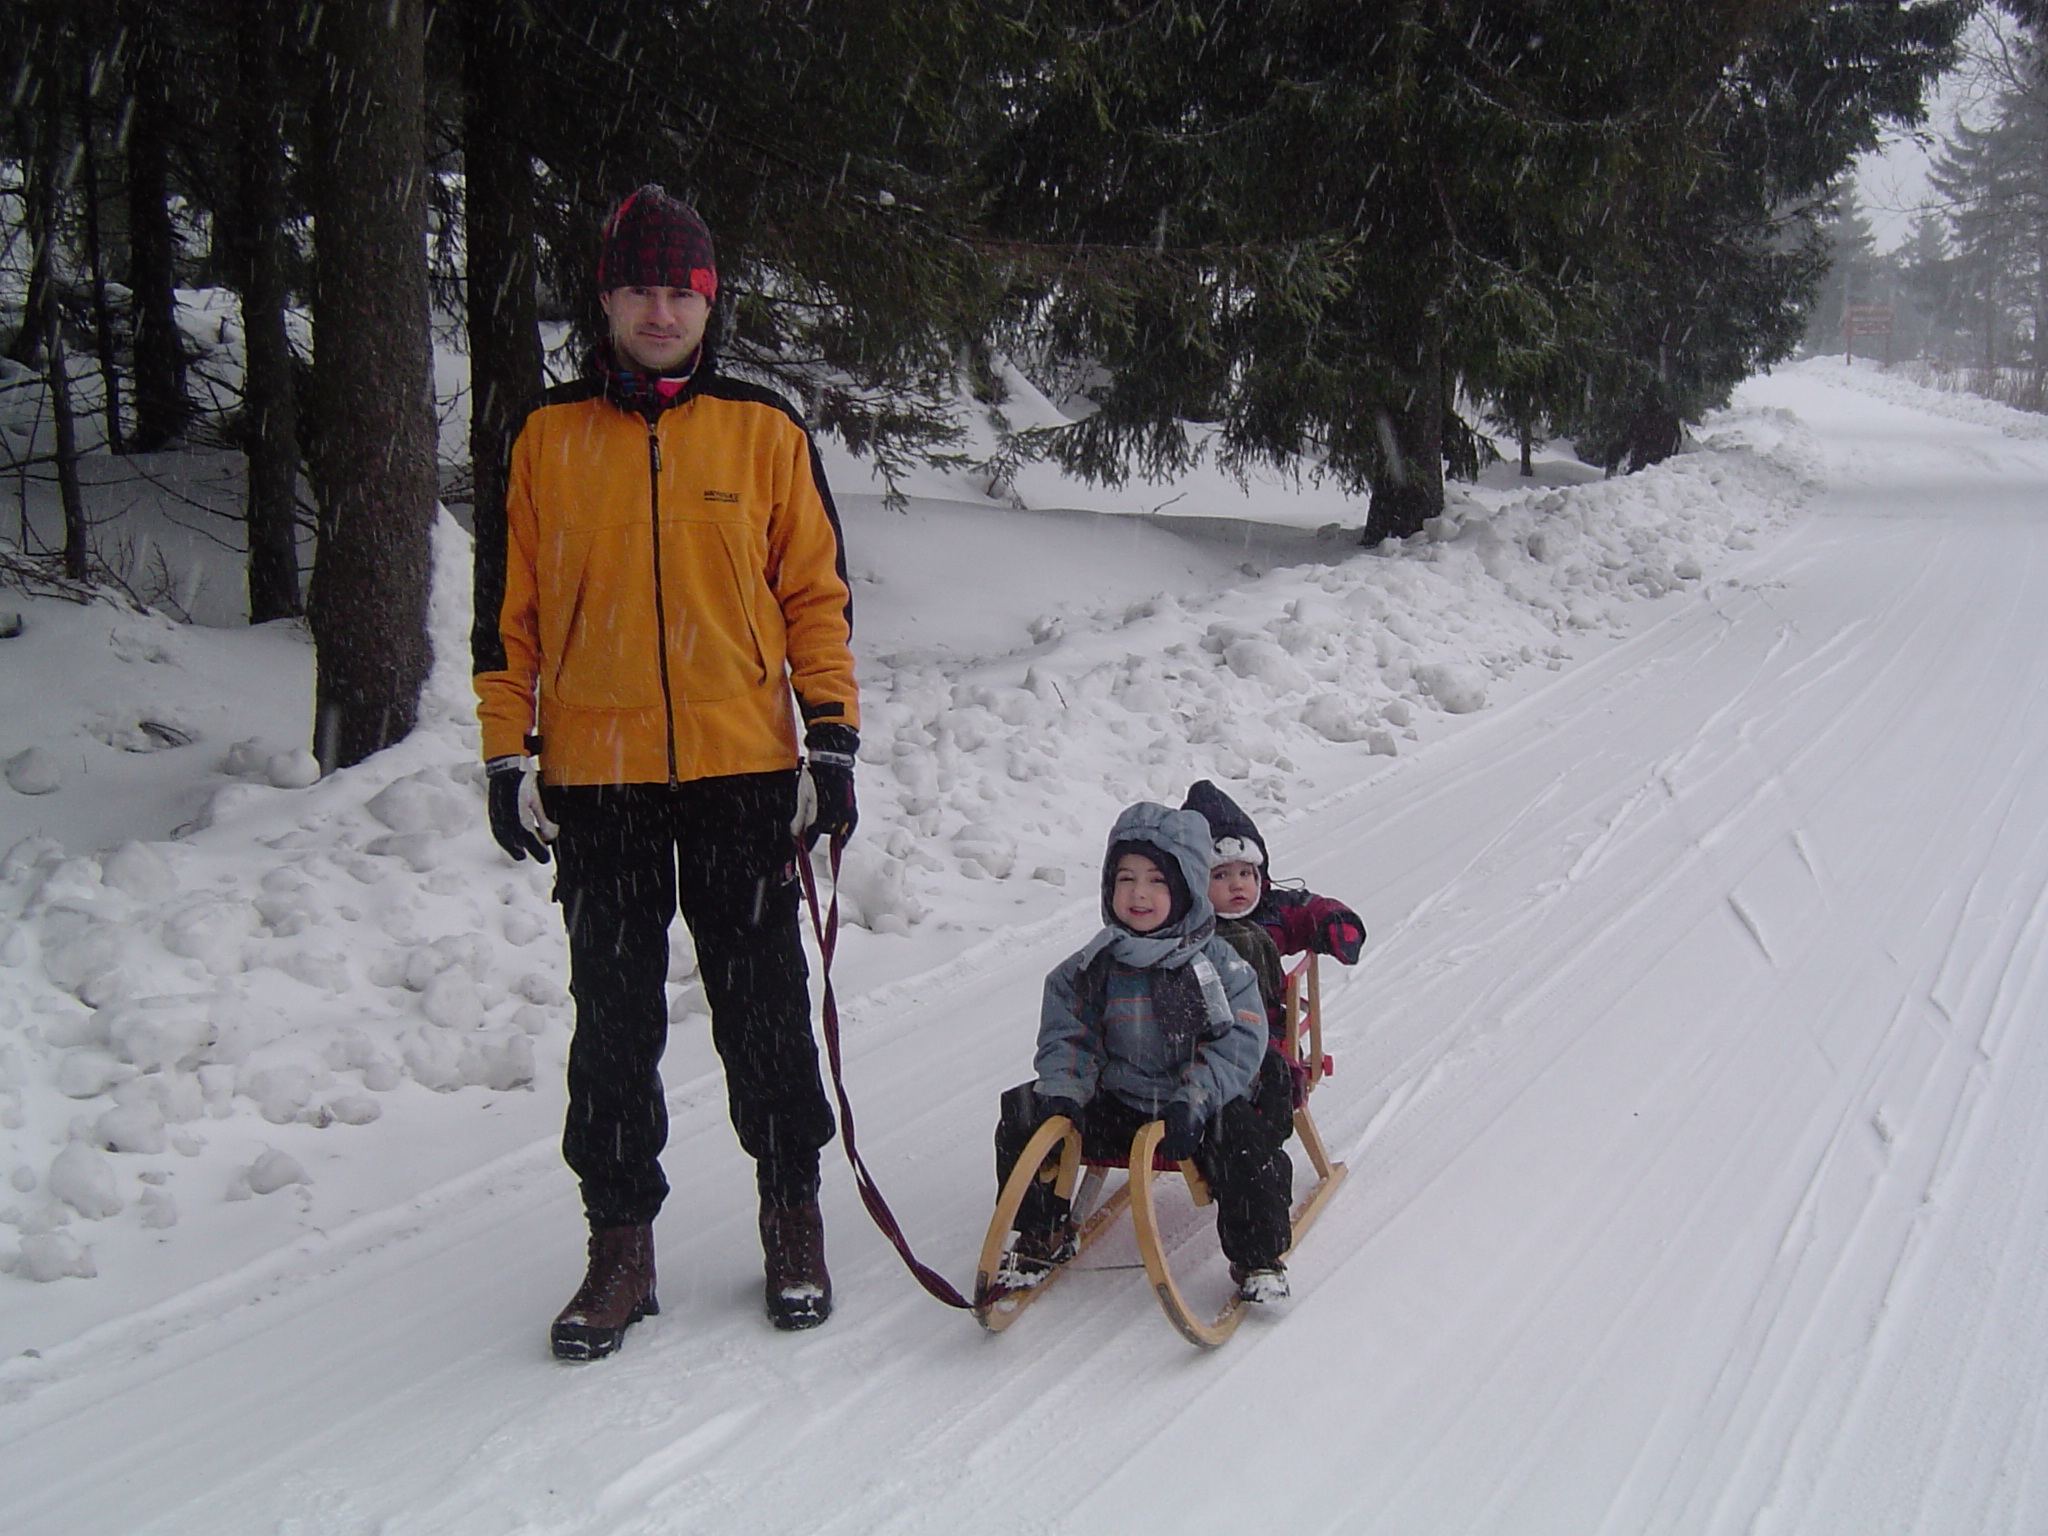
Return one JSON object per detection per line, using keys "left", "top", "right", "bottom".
{"left": 798, "top": 836, "right": 972, "bottom": 1309}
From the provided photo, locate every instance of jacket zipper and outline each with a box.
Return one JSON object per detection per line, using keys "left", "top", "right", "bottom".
{"left": 646, "top": 419, "right": 680, "bottom": 786}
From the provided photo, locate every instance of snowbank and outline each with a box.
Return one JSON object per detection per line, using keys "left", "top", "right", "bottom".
{"left": 1808, "top": 356, "right": 2048, "bottom": 441}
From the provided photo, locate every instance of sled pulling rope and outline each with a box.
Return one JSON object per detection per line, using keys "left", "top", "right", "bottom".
{"left": 973, "top": 953, "right": 1347, "bottom": 1347}
{"left": 798, "top": 835, "right": 972, "bottom": 1310}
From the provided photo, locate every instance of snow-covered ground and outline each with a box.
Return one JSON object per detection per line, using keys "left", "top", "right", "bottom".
{"left": 2, "top": 358, "right": 2044, "bottom": 1533}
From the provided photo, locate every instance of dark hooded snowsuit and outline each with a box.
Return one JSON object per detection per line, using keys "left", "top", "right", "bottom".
{"left": 1181, "top": 779, "right": 1365, "bottom": 1117}
{"left": 1179, "top": 779, "right": 1367, "bottom": 968}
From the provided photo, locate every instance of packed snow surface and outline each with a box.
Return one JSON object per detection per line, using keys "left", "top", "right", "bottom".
{"left": 3, "top": 360, "right": 2047, "bottom": 1533}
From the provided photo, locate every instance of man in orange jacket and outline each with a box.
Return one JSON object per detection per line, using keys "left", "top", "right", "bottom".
{"left": 473, "top": 186, "right": 858, "bottom": 1359}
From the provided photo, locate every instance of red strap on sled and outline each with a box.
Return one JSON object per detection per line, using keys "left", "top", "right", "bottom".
{"left": 798, "top": 836, "right": 973, "bottom": 1310}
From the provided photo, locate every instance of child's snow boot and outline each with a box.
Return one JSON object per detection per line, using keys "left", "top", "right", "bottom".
{"left": 551, "top": 1223, "right": 658, "bottom": 1360}
{"left": 761, "top": 1197, "right": 833, "bottom": 1330}
{"left": 994, "top": 1216, "right": 1079, "bottom": 1290}
{"left": 1231, "top": 1261, "right": 1290, "bottom": 1305}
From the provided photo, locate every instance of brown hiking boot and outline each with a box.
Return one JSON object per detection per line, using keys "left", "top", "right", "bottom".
{"left": 760, "top": 1198, "right": 832, "bottom": 1330}
{"left": 551, "top": 1223, "right": 658, "bottom": 1361}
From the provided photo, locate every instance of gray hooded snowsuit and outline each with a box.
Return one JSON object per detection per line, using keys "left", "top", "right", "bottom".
{"left": 1033, "top": 802, "right": 1267, "bottom": 1120}
{"left": 995, "top": 802, "right": 1294, "bottom": 1273}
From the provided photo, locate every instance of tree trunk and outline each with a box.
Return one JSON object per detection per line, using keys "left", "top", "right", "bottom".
{"left": 1618, "top": 394, "right": 1684, "bottom": 471}
{"left": 462, "top": 0, "right": 543, "bottom": 661}
{"left": 1364, "top": 321, "right": 1444, "bottom": 544}
{"left": 6, "top": 81, "right": 59, "bottom": 370}
{"left": 46, "top": 307, "right": 89, "bottom": 581}
{"left": 79, "top": 62, "right": 122, "bottom": 454}
{"left": 306, "top": 0, "right": 437, "bottom": 771}
{"left": 238, "top": 0, "right": 303, "bottom": 622}
{"left": 126, "top": 13, "right": 189, "bottom": 452}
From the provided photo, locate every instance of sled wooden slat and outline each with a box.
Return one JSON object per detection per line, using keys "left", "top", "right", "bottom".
{"left": 1128, "top": 1119, "right": 1248, "bottom": 1347}
{"left": 975, "top": 1120, "right": 1135, "bottom": 1330}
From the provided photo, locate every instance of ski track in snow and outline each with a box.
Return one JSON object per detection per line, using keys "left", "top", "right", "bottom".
{"left": 7, "top": 365, "right": 2048, "bottom": 1532}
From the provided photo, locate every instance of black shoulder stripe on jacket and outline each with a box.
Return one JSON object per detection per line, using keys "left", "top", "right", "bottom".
{"left": 471, "top": 385, "right": 593, "bottom": 677}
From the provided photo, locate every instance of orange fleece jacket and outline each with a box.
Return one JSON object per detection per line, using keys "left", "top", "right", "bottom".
{"left": 473, "top": 374, "right": 857, "bottom": 784}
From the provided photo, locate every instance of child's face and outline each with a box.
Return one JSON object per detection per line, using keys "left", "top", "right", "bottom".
{"left": 1111, "top": 852, "right": 1173, "bottom": 933}
{"left": 1209, "top": 860, "right": 1262, "bottom": 919}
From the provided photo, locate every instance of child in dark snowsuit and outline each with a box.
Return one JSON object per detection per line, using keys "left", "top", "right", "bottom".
{"left": 1182, "top": 779, "right": 1366, "bottom": 976}
{"left": 993, "top": 802, "right": 1296, "bottom": 1301}
{"left": 1182, "top": 779, "right": 1366, "bottom": 1112}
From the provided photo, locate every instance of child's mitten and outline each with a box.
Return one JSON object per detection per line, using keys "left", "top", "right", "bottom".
{"left": 1321, "top": 904, "right": 1366, "bottom": 964}
{"left": 1160, "top": 1100, "right": 1204, "bottom": 1161}
{"left": 1033, "top": 1092, "right": 1083, "bottom": 1130}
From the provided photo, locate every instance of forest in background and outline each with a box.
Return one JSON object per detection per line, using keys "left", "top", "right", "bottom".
{"left": 1807, "top": 15, "right": 2048, "bottom": 410}
{"left": 0, "top": 0, "right": 2024, "bottom": 766}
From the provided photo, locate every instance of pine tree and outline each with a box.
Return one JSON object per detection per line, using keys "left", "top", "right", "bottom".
{"left": 304, "top": 0, "right": 438, "bottom": 771}
{"left": 1929, "top": 34, "right": 2048, "bottom": 380}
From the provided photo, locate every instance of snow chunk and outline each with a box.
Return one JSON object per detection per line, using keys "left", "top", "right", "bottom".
{"left": 951, "top": 823, "right": 1018, "bottom": 881}
{"left": 57, "top": 1049, "right": 133, "bottom": 1099}
{"left": 104, "top": 997, "right": 215, "bottom": 1071}
{"left": 466, "top": 1031, "right": 535, "bottom": 1092}
{"left": 138, "top": 1187, "right": 178, "bottom": 1228}
{"left": 15, "top": 1231, "right": 96, "bottom": 1281}
{"left": 93, "top": 1101, "right": 168, "bottom": 1155}
{"left": 5, "top": 747, "right": 63, "bottom": 795}
{"left": 419, "top": 968, "right": 484, "bottom": 1031}
{"left": 239, "top": 1058, "right": 331, "bottom": 1124}
{"left": 323, "top": 1092, "right": 381, "bottom": 1126}
{"left": 1415, "top": 662, "right": 1490, "bottom": 714}
{"left": 402, "top": 1027, "right": 467, "bottom": 1092}
{"left": 266, "top": 749, "right": 321, "bottom": 789}
{"left": 49, "top": 1142, "right": 123, "bottom": 1218}
{"left": 274, "top": 946, "right": 352, "bottom": 993}
{"left": 365, "top": 771, "right": 468, "bottom": 836}
{"left": 402, "top": 1025, "right": 533, "bottom": 1092}
{"left": 160, "top": 896, "right": 260, "bottom": 976}
{"left": 1222, "top": 638, "right": 1314, "bottom": 694}
{"left": 502, "top": 909, "right": 548, "bottom": 946}
{"left": 1302, "top": 694, "right": 1372, "bottom": 743}
{"left": 100, "top": 841, "right": 179, "bottom": 902}
{"left": 836, "top": 842, "right": 925, "bottom": 934}
{"left": 367, "top": 833, "right": 441, "bottom": 873}
{"left": 247, "top": 1149, "right": 308, "bottom": 1195}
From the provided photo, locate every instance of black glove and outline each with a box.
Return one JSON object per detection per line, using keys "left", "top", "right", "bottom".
{"left": 1160, "top": 1100, "right": 1205, "bottom": 1161}
{"left": 1032, "top": 1092, "right": 1083, "bottom": 1130}
{"left": 794, "top": 723, "right": 859, "bottom": 849}
{"left": 485, "top": 756, "right": 553, "bottom": 863}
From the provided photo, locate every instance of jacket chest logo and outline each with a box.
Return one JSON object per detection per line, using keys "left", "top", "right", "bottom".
{"left": 702, "top": 489, "right": 740, "bottom": 504}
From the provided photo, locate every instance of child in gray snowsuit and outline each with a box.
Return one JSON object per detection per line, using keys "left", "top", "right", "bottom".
{"left": 992, "top": 801, "right": 1296, "bottom": 1300}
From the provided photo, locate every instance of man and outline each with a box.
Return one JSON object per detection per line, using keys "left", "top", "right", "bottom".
{"left": 473, "top": 185, "right": 858, "bottom": 1359}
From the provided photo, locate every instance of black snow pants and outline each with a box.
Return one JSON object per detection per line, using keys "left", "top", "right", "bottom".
{"left": 547, "top": 774, "right": 835, "bottom": 1228}
{"left": 994, "top": 1066, "right": 1294, "bottom": 1271}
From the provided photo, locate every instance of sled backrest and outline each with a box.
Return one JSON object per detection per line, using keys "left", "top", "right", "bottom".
{"left": 1283, "top": 952, "right": 1333, "bottom": 1093}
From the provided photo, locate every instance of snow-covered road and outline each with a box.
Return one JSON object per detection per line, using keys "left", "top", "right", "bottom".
{"left": 8, "top": 368, "right": 2048, "bottom": 1534}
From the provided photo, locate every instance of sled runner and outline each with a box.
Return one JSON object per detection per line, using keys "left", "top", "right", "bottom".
{"left": 975, "top": 952, "right": 1347, "bottom": 1346}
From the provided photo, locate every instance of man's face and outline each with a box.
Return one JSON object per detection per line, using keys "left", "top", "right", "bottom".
{"left": 601, "top": 285, "right": 710, "bottom": 373}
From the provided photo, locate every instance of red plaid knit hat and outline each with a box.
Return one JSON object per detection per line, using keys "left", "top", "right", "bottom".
{"left": 598, "top": 185, "right": 717, "bottom": 301}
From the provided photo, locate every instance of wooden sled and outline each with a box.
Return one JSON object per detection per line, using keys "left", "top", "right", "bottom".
{"left": 974, "top": 953, "right": 1347, "bottom": 1347}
